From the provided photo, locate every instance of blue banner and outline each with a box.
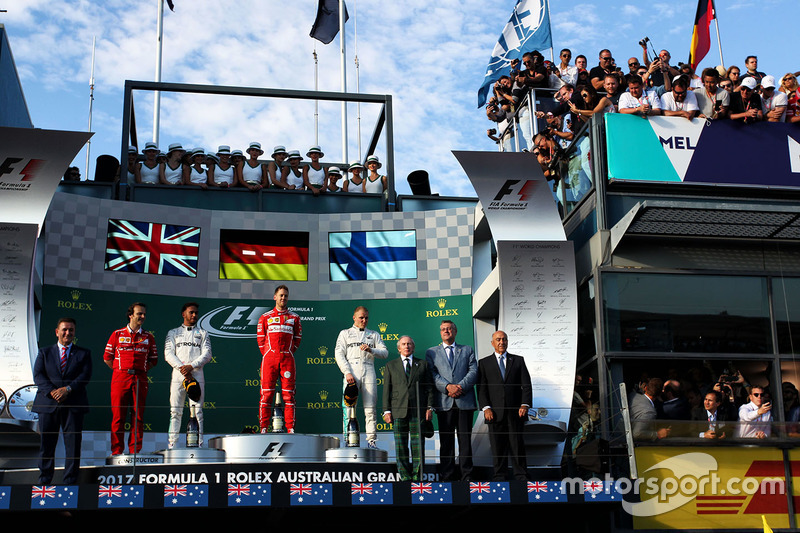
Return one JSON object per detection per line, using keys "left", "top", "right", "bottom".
{"left": 477, "top": 0, "right": 553, "bottom": 107}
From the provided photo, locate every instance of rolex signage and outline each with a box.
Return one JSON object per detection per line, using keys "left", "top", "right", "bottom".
{"left": 40, "top": 286, "right": 472, "bottom": 435}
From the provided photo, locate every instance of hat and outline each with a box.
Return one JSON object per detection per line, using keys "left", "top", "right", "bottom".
{"left": 306, "top": 145, "right": 324, "bottom": 157}
{"left": 231, "top": 149, "right": 244, "bottom": 158}
{"left": 248, "top": 142, "right": 263, "bottom": 153}
{"left": 343, "top": 383, "right": 359, "bottom": 407}
{"left": 272, "top": 145, "right": 287, "bottom": 157}
{"left": 761, "top": 75, "right": 776, "bottom": 89}
{"left": 206, "top": 153, "right": 220, "bottom": 163}
{"left": 348, "top": 160, "right": 364, "bottom": 170}
{"left": 167, "top": 142, "right": 185, "bottom": 154}
{"left": 715, "top": 65, "right": 727, "bottom": 78}
{"left": 365, "top": 155, "right": 382, "bottom": 168}
{"left": 158, "top": 151, "right": 167, "bottom": 158}
{"left": 143, "top": 141, "right": 158, "bottom": 153}
{"left": 190, "top": 147, "right": 205, "bottom": 157}
{"left": 741, "top": 77, "right": 758, "bottom": 90}
{"left": 328, "top": 166, "right": 342, "bottom": 176}
{"left": 217, "top": 145, "right": 231, "bottom": 155}
{"left": 128, "top": 145, "right": 138, "bottom": 154}
{"left": 287, "top": 150, "right": 303, "bottom": 161}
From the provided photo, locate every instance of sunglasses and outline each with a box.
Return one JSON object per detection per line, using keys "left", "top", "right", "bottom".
{"left": 673, "top": 90, "right": 686, "bottom": 97}
{"left": 629, "top": 62, "right": 640, "bottom": 67}
{"left": 752, "top": 392, "right": 765, "bottom": 397}
{"left": 720, "top": 83, "right": 732, "bottom": 88}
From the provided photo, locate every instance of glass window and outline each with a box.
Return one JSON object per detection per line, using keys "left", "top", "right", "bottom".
{"left": 603, "top": 273, "right": 771, "bottom": 353}
{"left": 772, "top": 278, "right": 800, "bottom": 355}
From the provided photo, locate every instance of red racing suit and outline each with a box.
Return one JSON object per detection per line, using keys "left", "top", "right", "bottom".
{"left": 257, "top": 307, "right": 302, "bottom": 431}
{"left": 104, "top": 326, "right": 158, "bottom": 455}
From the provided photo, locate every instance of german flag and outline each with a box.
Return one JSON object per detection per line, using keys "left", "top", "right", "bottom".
{"left": 688, "top": 0, "right": 716, "bottom": 71}
{"left": 219, "top": 229, "right": 309, "bottom": 281}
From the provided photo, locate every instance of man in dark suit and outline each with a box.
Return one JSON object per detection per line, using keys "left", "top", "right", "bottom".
{"left": 32, "top": 317, "right": 92, "bottom": 484}
{"left": 382, "top": 335, "right": 433, "bottom": 481}
{"left": 630, "top": 378, "right": 671, "bottom": 441}
{"left": 478, "top": 330, "right": 532, "bottom": 481}
{"left": 691, "top": 390, "right": 734, "bottom": 439}
{"left": 425, "top": 320, "right": 477, "bottom": 481}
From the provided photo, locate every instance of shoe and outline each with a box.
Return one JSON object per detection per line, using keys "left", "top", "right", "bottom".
{"left": 167, "top": 442, "right": 174, "bottom": 450}
{"left": 288, "top": 428, "right": 295, "bottom": 434}
{"left": 260, "top": 428, "right": 269, "bottom": 434}
{"left": 367, "top": 441, "right": 379, "bottom": 450}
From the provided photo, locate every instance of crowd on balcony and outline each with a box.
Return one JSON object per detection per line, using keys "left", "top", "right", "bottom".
{"left": 486, "top": 42, "right": 800, "bottom": 159}
{"left": 627, "top": 365, "right": 800, "bottom": 442}
{"left": 119, "top": 142, "right": 386, "bottom": 195}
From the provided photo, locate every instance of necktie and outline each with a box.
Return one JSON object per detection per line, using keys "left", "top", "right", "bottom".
{"left": 446, "top": 345, "right": 454, "bottom": 367}
{"left": 497, "top": 355, "right": 506, "bottom": 380}
{"left": 404, "top": 358, "right": 411, "bottom": 377}
{"left": 60, "top": 346, "right": 68, "bottom": 374}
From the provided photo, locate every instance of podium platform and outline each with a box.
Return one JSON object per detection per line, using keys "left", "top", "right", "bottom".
{"left": 208, "top": 433, "right": 340, "bottom": 463}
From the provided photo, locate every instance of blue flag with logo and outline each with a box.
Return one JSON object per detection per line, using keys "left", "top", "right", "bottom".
{"left": 329, "top": 230, "right": 417, "bottom": 281}
{"left": 477, "top": 0, "right": 552, "bottom": 107}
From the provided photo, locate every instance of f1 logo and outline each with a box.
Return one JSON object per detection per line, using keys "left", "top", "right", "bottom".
{"left": 493, "top": 179, "right": 535, "bottom": 201}
{"left": 0, "top": 157, "right": 45, "bottom": 181}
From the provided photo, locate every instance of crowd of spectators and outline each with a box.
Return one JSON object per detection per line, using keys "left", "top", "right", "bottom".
{"left": 627, "top": 364, "right": 800, "bottom": 442}
{"left": 119, "top": 141, "right": 387, "bottom": 195}
{"left": 486, "top": 43, "right": 800, "bottom": 162}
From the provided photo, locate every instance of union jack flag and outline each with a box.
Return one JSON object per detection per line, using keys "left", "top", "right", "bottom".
{"left": 290, "top": 484, "right": 313, "bottom": 496}
{"left": 31, "top": 486, "right": 56, "bottom": 499}
{"left": 351, "top": 483, "right": 373, "bottom": 495}
{"left": 228, "top": 484, "right": 250, "bottom": 496}
{"left": 98, "top": 485, "right": 122, "bottom": 498}
{"left": 410, "top": 483, "right": 432, "bottom": 494}
{"left": 529, "top": 481, "right": 549, "bottom": 492}
{"left": 164, "top": 485, "right": 187, "bottom": 497}
{"left": 469, "top": 482, "right": 491, "bottom": 494}
{"left": 105, "top": 219, "right": 200, "bottom": 277}
{"left": 583, "top": 480, "right": 603, "bottom": 494}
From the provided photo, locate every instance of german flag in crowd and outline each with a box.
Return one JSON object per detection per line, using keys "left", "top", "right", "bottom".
{"left": 219, "top": 229, "right": 309, "bottom": 281}
{"left": 688, "top": 0, "right": 716, "bottom": 71}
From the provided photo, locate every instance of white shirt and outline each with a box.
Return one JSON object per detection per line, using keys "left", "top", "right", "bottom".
{"left": 660, "top": 90, "right": 700, "bottom": 112}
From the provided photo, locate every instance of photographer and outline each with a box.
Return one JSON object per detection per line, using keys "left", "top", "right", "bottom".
{"left": 493, "top": 75, "right": 516, "bottom": 113}
{"left": 641, "top": 43, "right": 679, "bottom": 89}
{"left": 486, "top": 97, "right": 514, "bottom": 151}
{"left": 694, "top": 67, "right": 730, "bottom": 120}
{"left": 737, "top": 385, "right": 772, "bottom": 438}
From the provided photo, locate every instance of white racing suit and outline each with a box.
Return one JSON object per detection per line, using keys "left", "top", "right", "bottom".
{"left": 164, "top": 325, "right": 212, "bottom": 447}
{"left": 334, "top": 327, "right": 388, "bottom": 444}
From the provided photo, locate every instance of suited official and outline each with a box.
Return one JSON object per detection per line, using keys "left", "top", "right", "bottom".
{"left": 425, "top": 320, "right": 477, "bottom": 481}
{"left": 630, "top": 378, "right": 670, "bottom": 441}
{"left": 477, "top": 330, "right": 531, "bottom": 481}
{"left": 382, "top": 336, "right": 434, "bottom": 481}
{"left": 32, "top": 317, "right": 92, "bottom": 484}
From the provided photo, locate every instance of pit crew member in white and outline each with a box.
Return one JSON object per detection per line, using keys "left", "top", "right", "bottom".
{"left": 334, "top": 306, "right": 388, "bottom": 448}
{"left": 164, "top": 302, "right": 213, "bottom": 448}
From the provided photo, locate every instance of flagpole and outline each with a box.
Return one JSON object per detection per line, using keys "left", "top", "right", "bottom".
{"left": 314, "top": 46, "right": 319, "bottom": 145}
{"left": 354, "top": 0, "right": 362, "bottom": 161}
{"left": 713, "top": 9, "right": 724, "bottom": 69}
{"left": 85, "top": 36, "right": 96, "bottom": 180}
{"left": 339, "top": 0, "right": 348, "bottom": 164}
{"left": 153, "top": 0, "right": 164, "bottom": 146}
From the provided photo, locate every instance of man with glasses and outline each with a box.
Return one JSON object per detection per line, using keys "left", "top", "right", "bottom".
{"left": 512, "top": 51, "right": 547, "bottom": 151}
{"left": 557, "top": 48, "right": 578, "bottom": 85}
{"left": 694, "top": 67, "right": 730, "bottom": 120}
{"left": 730, "top": 77, "right": 763, "bottom": 123}
{"left": 644, "top": 49, "right": 679, "bottom": 88}
{"left": 589, "top": 49, "right": 614, "bottom": 90}
{"left": 737, "top": 386, "right": 772, "bottom": 438}
{"left": 660, "top": 77, "right": 699, "bottom": 120}
{"left": 627, "top": 57, "right": 641, "bottom": 75}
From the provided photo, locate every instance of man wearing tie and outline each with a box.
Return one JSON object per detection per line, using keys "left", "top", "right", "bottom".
{"left": 32, "top": 317, "right": 93, "bottom": 484}
{"left": 478, "top": 330, "right": 532, "bottom": 481}
{"left": 692, "top": 390, "right": 731, "bottom": 439}
{"left": 382, "top": 336, "right": 433, "bottom": 481}
{"left": 425, "top": 320, "right": 477, "bottom": 481}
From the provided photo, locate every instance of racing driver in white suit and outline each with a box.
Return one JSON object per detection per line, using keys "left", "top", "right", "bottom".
{"left": 164, "top": 302, "right": 212, "bottom": 448}
{"left": 334, "top": 306, "right": 388, "bottom": 449}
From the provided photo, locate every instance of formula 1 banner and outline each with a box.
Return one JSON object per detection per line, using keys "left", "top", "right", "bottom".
{"left": 39, "top": 284, "right": 473, "bottom": 437}
{"left": 631, "top": 447, "right": 790, "bottom": 530}
{"left": 605, "top": 114, "right": 800, "bottom": 188}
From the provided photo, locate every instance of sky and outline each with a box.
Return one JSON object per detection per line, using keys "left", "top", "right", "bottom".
{"left": 1, "top": 0, "right": 797, "bottom": 197}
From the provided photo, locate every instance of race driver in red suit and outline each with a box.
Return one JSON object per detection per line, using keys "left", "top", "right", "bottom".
{"left": 104, "top": 302, "right": 158, "bottom": 455}
{"left": 257, "top": 285, "right": 302, "bottom": 433}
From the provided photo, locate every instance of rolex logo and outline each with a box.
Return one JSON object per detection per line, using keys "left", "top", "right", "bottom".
{"left": 437, "top": 298, "right": 446, "bottom": 309}
{"left": 380, "top": 366, "right": 385, "bottom": 377}
{"left": 378, "top": 322, "right": 388, "bottom": 333}
{"left": 318, "top": 346, "right": 328, "bottom": 356}
{"left": 71, "top": 289, "right": 81, "bottom": 300}
{"left": 319, "top": 390, "right": 329, "bottom": 401}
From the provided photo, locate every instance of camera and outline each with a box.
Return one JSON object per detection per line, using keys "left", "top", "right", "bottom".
{"left": 639, "top": 37, "right": 650, "bottom": 47}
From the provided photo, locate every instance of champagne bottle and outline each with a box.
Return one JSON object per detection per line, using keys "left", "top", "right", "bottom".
{"left": 346, "top": 406, "right": 360, "bottom": 447}
{"left": 272, "top": 390, "right": 285, "bottom": 433}
{"left": 186, "top": 404, "right": 200, "bottom": 447}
